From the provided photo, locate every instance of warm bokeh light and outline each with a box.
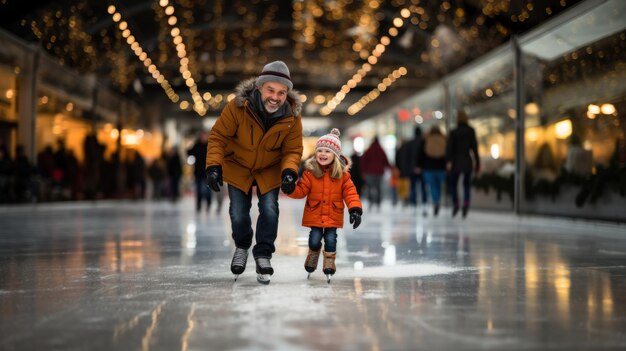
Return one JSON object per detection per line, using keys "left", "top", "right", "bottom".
{"left": 554, "top": 119, "right": 572, "bottom": 139}
{"left": 600, "top": 103, "right": 616, "bottom": 115}
{"left": 587, "top": 104, "right": 600, "bottom": 114}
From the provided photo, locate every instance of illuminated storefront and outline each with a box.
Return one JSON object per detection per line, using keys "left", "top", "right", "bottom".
{"left": 351, "top": 0, "right": 626, "bottom": 221}
{"left": 0, "top": 44, "right": 20, "bottom": 157}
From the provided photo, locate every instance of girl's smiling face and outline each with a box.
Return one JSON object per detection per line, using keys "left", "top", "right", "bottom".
{"left": 316, "top": 148, "right": 334, "bottom": 166}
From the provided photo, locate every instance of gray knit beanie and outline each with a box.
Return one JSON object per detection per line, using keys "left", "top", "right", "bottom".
{"left": 255, "top": 61, "right": 293, "bottom": 91}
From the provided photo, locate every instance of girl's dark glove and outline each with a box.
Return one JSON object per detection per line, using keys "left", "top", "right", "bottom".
{"left": 349, "top": 208, "right": 362, "bottom": 229}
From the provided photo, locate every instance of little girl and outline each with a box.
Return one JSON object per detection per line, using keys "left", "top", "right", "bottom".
{"left": 288, "top": 128, "right": 363, "bottom": 283}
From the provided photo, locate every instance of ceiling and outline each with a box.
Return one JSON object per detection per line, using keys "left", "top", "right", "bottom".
{"left": 0, "top": 0, "right": 583, "bottom": 123}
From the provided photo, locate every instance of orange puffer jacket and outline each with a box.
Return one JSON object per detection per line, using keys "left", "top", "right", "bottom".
{"left": 206, "top": 78, "right": 303, "bottom": 194}
{"left": 288, "top": 158, "right": 362, "bottom": 228}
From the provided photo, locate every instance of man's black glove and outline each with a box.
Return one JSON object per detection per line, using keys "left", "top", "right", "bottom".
{"left": 349, "top": 208, "right": 362, "bottom": 229}
{"left": 206, "top": 166, "right": 223, "bottom": 192}
{"left": 281, "top": 169, "right": 297, "bottom": 195}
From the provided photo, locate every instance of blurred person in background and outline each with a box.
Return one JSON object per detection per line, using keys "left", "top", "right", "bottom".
{"left": 187, "top": 130, "right": 212, "bottom": 212}
{"left": 417, "top": 125, "right": 447, "bottom": 217}
{"left": 404, "top": 126, "right": 428, "bottom": 210}
{"left": 166, "top": 146, "right": 183, "bottom": 202}
{"left": 148, "top": 155, "right": 167, "bottom": 200}
{"left": 360, "top": 136, "right": 391, "bottom": 211}
{"left": 349, "top": 152, "right": 364, "bottom": 195}
{"left": 0, "top": 143, "right": 12, "bottom": 203}
{"left": 446, "top": 111, "right": 480, "bottom": 218}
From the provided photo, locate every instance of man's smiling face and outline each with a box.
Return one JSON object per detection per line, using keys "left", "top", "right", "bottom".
{"left": 258, "top": 81, "right": 288, "bottom": 113}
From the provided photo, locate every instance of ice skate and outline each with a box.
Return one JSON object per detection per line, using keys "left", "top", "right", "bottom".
{"left": 304, "top": 249, "right": 321, "bottom": 279}
{"left": 230, "top": 247, "right": 248, "bottom": 281}
{"left": 255, "top": 257, "right": 273, "bottom": 285}
{"left": 462, "top": 206, "right": 469, "bottom": 218}
{"left": 322, "top": 251, "right": 336, "bottom": 284}
{"left": 452, "top": 206, "right": 460, "bottom": 218}
{"left": 257, "top": 273, "right": 271, "bottom": 284}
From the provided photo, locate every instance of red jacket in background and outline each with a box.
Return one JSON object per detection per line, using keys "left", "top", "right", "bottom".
{"left": 360, "top": 138, "right": 391, "bottom": 176}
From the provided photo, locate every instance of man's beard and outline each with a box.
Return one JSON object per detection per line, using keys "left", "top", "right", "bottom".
{"left": 263, "top": 99, "right": 282, "bottom": 113}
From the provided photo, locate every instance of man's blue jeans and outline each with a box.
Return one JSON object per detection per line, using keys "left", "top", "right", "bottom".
{"left": 228, "top": 185, "right": 279, "bottom": 259}
{"left": 309, "top": 227, "right": 338, "bottom": 252}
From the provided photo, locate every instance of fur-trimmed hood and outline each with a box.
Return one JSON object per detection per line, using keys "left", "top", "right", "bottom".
{"left": 233, "top": 77, "right": 303, "bottom": 116}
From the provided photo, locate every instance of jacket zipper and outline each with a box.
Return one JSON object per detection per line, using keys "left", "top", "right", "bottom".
{"left": 250, "top": 126, "right": 254, "bottom": 146}
{"left": 272, "top": 132, "right": 281, "bottom": 149}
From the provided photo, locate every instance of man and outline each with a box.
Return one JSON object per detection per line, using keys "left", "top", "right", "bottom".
{"left": 205, "top": 61, "right": 303, "bottom": 284}
{"left": 187, "top": 130, "right": 212, "bottom": 212}
{"left": 446, "top": 111, "right": 480, "bottom": 218}
{"left": 403, "top": 126, "right": 428, "bottom": 211}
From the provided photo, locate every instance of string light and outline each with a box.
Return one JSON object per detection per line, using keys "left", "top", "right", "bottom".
{"left": 14, "top": 0, "right": 590, "bottom": 118}
{"left": 321, "top": 3, "right": 415, "bottom": 116}
{"left": 107, "top": 5, "right": 179, "bottom": 103}
{"left": 347, "top": 67, "right": 407, "bottom": 116}
{"left": 159, "top": 1, "right": 205, "bottom": 116}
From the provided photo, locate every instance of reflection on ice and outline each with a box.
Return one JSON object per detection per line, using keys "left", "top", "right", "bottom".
{"left": 351, "top": 263, "right": 461, "bottom": 279}
{"left": 183, "top": 222, "right": 197, "bottom": 249}
{"left": 383, "top": 244, "right": 396, "bottom": 266}
{"left": 1, "top": 198, "right": 625, "bottom": 351}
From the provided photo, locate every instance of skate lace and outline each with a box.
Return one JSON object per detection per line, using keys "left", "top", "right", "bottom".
{"left": 232, "top": 248, "right": 248, "bottom": 267}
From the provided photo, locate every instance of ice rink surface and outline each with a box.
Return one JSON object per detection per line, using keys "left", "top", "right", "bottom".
{"left": 1, "top": 196, "right": 625, "bottom": 350}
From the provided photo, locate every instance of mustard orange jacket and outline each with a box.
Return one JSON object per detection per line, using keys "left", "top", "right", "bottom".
{"left": 206, "top": 78, "right": 303, "bottom": 194}
{"left": 288, "top": 158, "right": 362, "bottom": 228}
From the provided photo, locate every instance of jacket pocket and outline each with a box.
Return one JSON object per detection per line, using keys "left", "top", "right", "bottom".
{"left": 306, "top": 199, "right": 321, "bottom": 209}
{"left": 265, "top": 131, "right": 287, "bottom": 151}
{"left": 332, "top": 201, "right": 344, "bottom": 212}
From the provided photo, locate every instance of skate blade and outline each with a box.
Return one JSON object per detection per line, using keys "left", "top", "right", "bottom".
{"left": 257, "top": 274, "right": 271, "bottom": 285}
{"left": 326, "top": 274, "right": 331, "bottom": 284}
{"left": 307, "top": 273, "right": 311, "bottom": 279}
{"left": 234, "top": 274, "right": 240, "bottom": 281}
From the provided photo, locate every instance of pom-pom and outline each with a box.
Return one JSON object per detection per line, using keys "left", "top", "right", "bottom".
{"left": 330, "top": 128, "right": 340, "bottom": 137}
